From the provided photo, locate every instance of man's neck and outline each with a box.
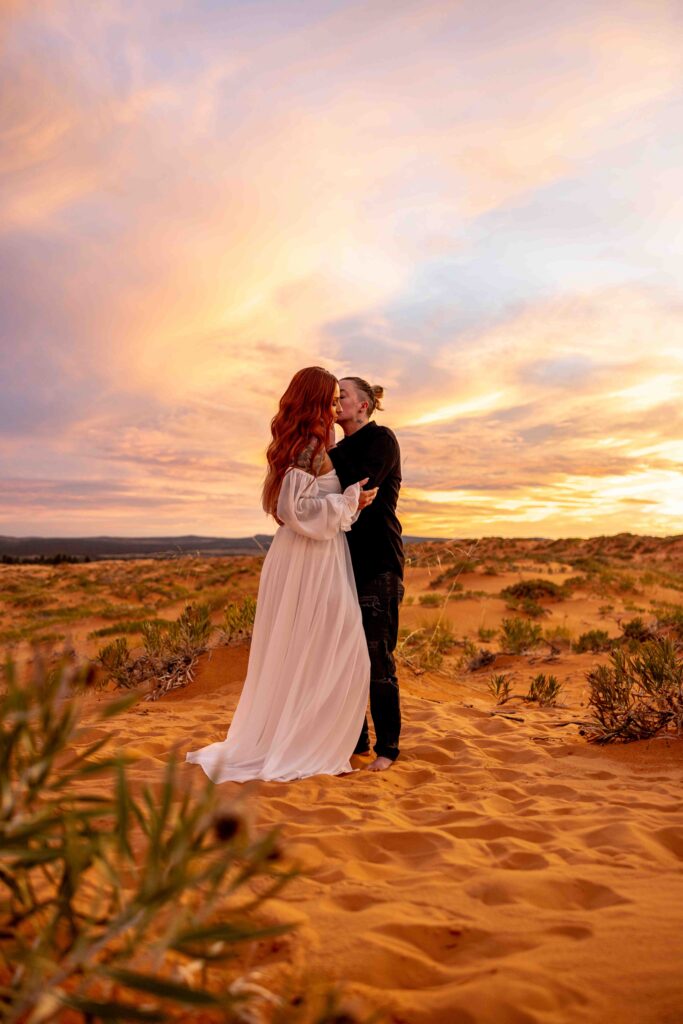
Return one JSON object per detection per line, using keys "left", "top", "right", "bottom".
{"left": 340, "top": 418, "right": 371, "bottom": 438}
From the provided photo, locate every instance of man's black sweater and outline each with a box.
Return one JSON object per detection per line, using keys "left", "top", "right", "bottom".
{"left": 329, "top": 421, "right": 404, "bottom": 586}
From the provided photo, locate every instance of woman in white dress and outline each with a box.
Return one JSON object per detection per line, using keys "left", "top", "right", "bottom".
{"left": 186, "top": 367, "right": 376, "bottom": 783}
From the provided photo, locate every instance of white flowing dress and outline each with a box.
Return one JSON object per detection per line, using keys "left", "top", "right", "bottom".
{"left": 185, "top": 468, "right": 371, "bottom": 782}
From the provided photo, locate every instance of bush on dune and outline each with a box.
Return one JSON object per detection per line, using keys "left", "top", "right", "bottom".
{"left": 586, "top": 636, "right": 683, "bottom": 743}
{"left": 500, "top": 617, "right": 543, "bottom": 654}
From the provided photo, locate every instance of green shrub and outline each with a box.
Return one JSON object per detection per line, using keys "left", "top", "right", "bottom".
{"left": 0, "top": 655, "right": 293, "bottom": 1023}
{"left": 621, "top": 617, "right": 653, "bottom": 645}
{"left": 418, "top": 592, "right": 444, "bottom": 607}
{"left": 478, "top": 626, "right": 497, "bottom": 643}
{"left": 654, "top": 604, "right": 683, "bottom": 639}
{"left": 397, "top": 622, "right": 455, "bottom": 672}
{"left": 573, "top": 629, "right": 611, "bottom": 653}
{"left": 500, "top": 617, "right": 543, "bottom": 654}
{"left": 500, "top": 579, "right": 563, "bottom": 601}
{"left": 221, "top": 595, "right": 257, "bottom": 644}
{"left": 504, "top": 596, "right": 546, "bottom": 618}
{"left": 488, "top": 673, "right": 511, "bottom": 704}
{"left": 543, "top": 625, "right": 573, "bottom": 649}
{"left": 586, "top": 637, "right": 683, "bottom": 743}
{"left": 526, "top": 673, "right": 562, "bottom": 706}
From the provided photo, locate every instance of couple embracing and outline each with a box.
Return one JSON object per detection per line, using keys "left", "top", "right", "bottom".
{"left": 187, "top": 367, "right": 404, "bottom": 782}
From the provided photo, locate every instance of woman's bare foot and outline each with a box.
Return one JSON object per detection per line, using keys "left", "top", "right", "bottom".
{"left": 366, "top": 756, "right": 393, "bottom": 772}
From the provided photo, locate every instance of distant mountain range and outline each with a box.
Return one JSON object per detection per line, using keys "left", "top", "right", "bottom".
{"left": 0, "top": 534, "right": 442, "bottom": 560}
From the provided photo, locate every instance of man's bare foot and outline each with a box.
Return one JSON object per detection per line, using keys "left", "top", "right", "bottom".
{"left": 366, "top": 756, "right": 393, "bottom": 772}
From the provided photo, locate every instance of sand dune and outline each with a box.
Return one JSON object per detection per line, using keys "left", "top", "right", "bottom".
{"left": 73, "top": 649, "right": 683, "bottom": 1024}
{"left": 6, "top": 537, "right": 683, "bottom": 1022}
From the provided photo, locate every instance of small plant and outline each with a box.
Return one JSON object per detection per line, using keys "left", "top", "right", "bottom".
{"left": 97, "top": 603, "right": 213, "bottom": 699}
{"left": 500, "top": 617, "right": 543, "bottom": 654}
{"left": 220, "top": 595, "right": 257, "bottom": 644}
{"left": 478, "top": 626, "right": 497, "bottom": 643}
{"left": 543, "top": 625, "right": 573, "bottom": 649}
{"left": 419, "top": 592, "right": 444, "bottom": 607}
{"left": 397, "top": 621, "right": 455, "bottom": 673}
{"left": 488, "top": 673, "right": 512, "bottom": 704}
{"left": 526, "top": 673, "right": 563, "bottom": 706}
{"left": 97, "top": 636, "right": 133, "bottom": 688}
{"left": 586, "top": 636, "right": 683, "bottom": 743}
{"left": 574, "top": 629, "right": 611, "bottom": 653}
{"left": 621, "top": 617, "right": 654, "bottom": 647}
{"left": 655, "top": 604, "right": 683, "bottom": 640}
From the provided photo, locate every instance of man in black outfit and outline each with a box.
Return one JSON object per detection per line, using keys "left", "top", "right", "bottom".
{"left": 329, "top": 376, "right": 404, "bottom": 772}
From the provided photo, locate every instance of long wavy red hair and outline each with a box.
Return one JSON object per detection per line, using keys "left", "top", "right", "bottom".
{"left": 262, "top": 366, "right": 337, "bottom": 520}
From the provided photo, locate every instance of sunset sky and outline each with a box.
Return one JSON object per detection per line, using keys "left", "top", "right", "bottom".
{"left": 1, "top": 0, "right": 682, "bottom": 539}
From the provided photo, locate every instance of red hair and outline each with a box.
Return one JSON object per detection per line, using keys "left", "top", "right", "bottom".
{"left": 262, "top": 366, "right": 337, "bottom": 520}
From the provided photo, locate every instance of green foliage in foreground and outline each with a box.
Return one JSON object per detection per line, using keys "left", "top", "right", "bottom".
{"left": 586, "top": 636, "right": 683, "bottom": 743}
{"left": 0, "top": 654, "right": 292, "bottom": 1023}
{"left": 0, "top": 655, "right": 375, "bottom": 1023}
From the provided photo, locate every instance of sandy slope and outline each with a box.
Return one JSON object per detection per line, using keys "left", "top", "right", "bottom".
{"left": 76, "top": 644, "right": 683, "bottom": 1024}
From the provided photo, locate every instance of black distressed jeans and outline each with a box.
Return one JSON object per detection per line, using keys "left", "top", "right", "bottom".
{"left": 354, "top": 571, "right": 405, "bottom": 761}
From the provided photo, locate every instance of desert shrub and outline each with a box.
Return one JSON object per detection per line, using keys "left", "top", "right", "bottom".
{"left": 543, "top": 625, "right": 573, "bottom": 649}
{"left": 220, "top": 595, "right": 257, "bottom": 644}
{"left": 419, "top": 593, "right": 444, "bottom": 607}
{"left": 88, "top": 618, "right": 168, "bottom": 639}
{"left": 97, "top": 636, "right": 133, "bottom": 688}
{"left": 430, "top": 562, "right": 476, "bottom": 588}
{"left": 488, "top": 673, "right": 511, "bottom": 704}
{"left": 500, "top": 617, "right": 543, "bottom": 654}
{"left": 478, "top": 626, "right": 497, "bottom": 643}
{"left": 466, "top": 647, "right": 496, "bottom": 671}
{"left": 586, "top": 637, "right": 683, "bottom": 743}
{"left": 621, "top": 617, "right": 654, "bottom": 645}
{"left": 504, "top": 596, "right": 546, "bottom": 618}
{"left": 0, "top": 655, "right": 294, "bottom": 1023}
{"left": 397, "top": 621, "right": 455, "bottom": 672}
{"left": 526, "top": 673, "right": 562, "bottom": 706}
{"left": 500, "top": 579, "right": 563, "bottom": 601}
{"left": 97, "top": 603, "right": 213, "bottom": 699}
{"left": 482, "top": 564, "right": 500, "bottom": 576}
{"left": 573, "top": 629, "right": 612, "bottom": 653}
{"left": 655, "top": 605, "right": 683, "bottom": 640}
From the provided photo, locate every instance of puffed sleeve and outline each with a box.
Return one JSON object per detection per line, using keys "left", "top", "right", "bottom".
{"left": 277, "top": 468, "right": 361, "bottom": 540}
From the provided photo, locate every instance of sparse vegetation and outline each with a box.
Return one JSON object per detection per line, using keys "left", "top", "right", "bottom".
{"left": 573, "top": 629, "right": 612, "bottom": 653}
{"left": 526, "top": 673, "right": 563, "bottom": 706}
{"left": 500, "top": 617, "right": 543, "bottom": 654}
{"left": 488, "top": 673, "right": 512, "bottom": 704}
{"left": 586, "top": 636, "right": 683, "bottom": 743}
{"left": 97, "top": 603, "right": 213, "bottom": 699}
{"left": 621, "top": 616, "right": 654, "bottom": 646}
{"left": 220, "top": 595, "right": 257, "bottom": 644}
{"left": 418, "top": 592, "right": 444, "bottom": 607}
{"left": 543, "top": 625, "right": 573, "bottom": 649}
{"left": 500, "top": 579, "right": 563, "bottom": 601}
{"left": 397, "top": 621, "right": 455, "bottom": 673}
{"left": 478, "top": 626, "right": 497, "bottom": 643}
